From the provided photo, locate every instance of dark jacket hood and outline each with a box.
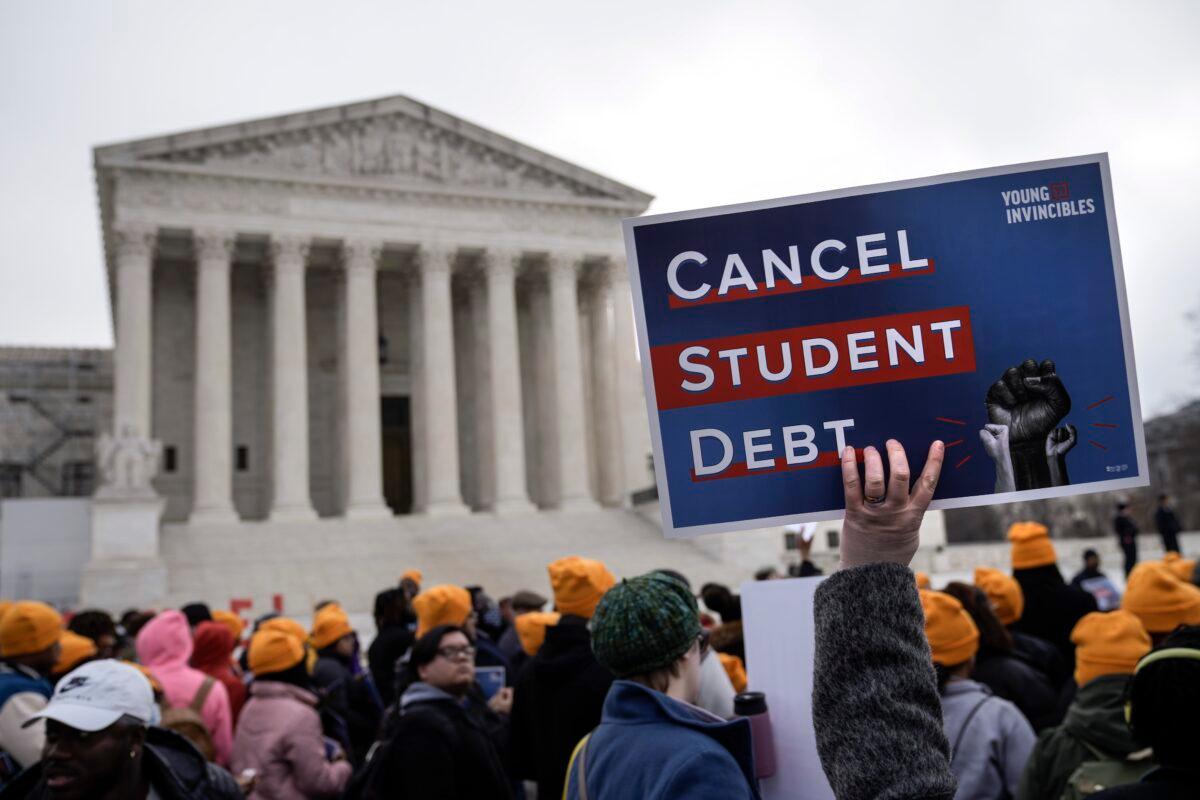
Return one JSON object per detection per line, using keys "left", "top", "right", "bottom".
{"left": 603, "top": 680, "right": 758, "bottom": 792}
{"left": 1063, "top": 674, "right": 1140, "bottom": 757}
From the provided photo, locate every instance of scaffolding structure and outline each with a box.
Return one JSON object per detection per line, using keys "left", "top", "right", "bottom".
{"left": 0, "top": 347, "right": 113, "bottom": 499}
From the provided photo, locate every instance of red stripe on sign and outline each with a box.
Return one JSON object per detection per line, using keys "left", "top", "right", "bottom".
{"left": 1090, "top": 423, "right": 1118, "bottom": 429}
{"left": 936, "top": 417, "right": 967, "bottom": 426}
{"left": 1089, "top": 440, "right": 1109, "bottom": 451}
{"left": 668, "top": 261, "right": 936, "bottom": 309}
{"left": 690, "top": 449, "right": 860, "bottom": 482}
{"left": 652, "top": 306, "right": 976, "bottom": 410}
{"left": 945, "top": 439, "right": 964, "bottom": 448}
{"left": 1087, "top": 396, "right": 1115, "bottom": 410}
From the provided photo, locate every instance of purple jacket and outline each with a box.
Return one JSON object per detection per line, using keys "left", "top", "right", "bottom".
{"left": 231, "top": 681, "right": 352, "bottom": 799}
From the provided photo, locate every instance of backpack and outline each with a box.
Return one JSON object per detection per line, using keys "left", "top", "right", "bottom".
{"left": 1061, "top": 742, "right": 1154, "bottom": 799}
{"left": 160, "top": 676, "right": 217, "bottom": 762}
{"left": 340, "top": 707, "right": 405, "bottom": 800}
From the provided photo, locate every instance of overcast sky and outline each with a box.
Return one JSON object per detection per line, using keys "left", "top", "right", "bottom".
{"left": 2, "top": 0, "right": 1197, "bottom": 417}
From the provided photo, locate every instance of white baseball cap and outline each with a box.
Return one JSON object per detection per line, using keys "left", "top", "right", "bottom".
{"left": 25, "top": 659, "right": 158, "bottom": 732}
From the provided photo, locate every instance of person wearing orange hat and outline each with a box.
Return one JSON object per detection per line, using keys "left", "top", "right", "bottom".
{"left": 399, "top": 569, "right": 423, "bottom": 603}
{"left": 514, "top": 611, "right": 560, "bottom": 659}
{"left": 1008, "top": 521, "right": 1097, "bottom": 664}
{"left": 1016, "top": 610, "right": 1154, "bottom": 799}
{"left": 975, "top": 565, "right": 1070, "bottom": 691}
{"left": 232, "top": 628, "right": 353, "bottom": 797}
{"left": 942, "top": 582, "right": 1059, "bottom": 732}
{"left": 0, "top": 600, "right": 63, "bottom": 769}
{"left": 1121, "top": 561, "right": 1200, "bottom": 645}
{"left": 308, "top": 603, "right": 380, "bottom": 765}
{"left": 922, "top": 589, "right": 1035, "bottom": 799}
{"left": 50, "top": 630, "right": 99, "bottom": 681}
{"left": 511, "top": 557, "right": 617, "bottom": 799}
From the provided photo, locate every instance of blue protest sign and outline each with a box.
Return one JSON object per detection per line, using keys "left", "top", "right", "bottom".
{"left": 623, "top": 154, "right": 1148, "bottom": 537}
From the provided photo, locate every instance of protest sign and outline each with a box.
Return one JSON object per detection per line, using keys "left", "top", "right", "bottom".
{"left": 623, "top": 154, "right": 1148, "bottom": 537}
{"left": 741, "top": 576, "right": 832, "bottom": 800}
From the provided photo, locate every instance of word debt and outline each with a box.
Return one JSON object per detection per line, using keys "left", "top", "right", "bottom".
{"left": 651, "top": 306, "right": 975, "bottom": 410}
{"left": 690, "top": 419, "right": 855, "bottom": 480}
{"left": 665, "top": 229, "right": 934, "bottom": 308}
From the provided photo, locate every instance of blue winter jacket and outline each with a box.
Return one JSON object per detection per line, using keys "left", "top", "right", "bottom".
{"left": 563, "top": 680, "right": 760, "bottom": 799}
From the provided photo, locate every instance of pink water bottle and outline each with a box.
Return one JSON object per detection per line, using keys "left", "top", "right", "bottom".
{"left": 734, "top": 691, "right": 776, "bottom": 778}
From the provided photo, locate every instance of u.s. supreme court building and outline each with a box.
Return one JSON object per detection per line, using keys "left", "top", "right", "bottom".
{"left": 67, "top": 94, "right": 942, "bottom": 613}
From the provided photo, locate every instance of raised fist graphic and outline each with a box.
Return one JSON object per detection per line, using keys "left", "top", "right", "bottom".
{"left": 985, "top": 359, "right": 1071, "bottom": 490}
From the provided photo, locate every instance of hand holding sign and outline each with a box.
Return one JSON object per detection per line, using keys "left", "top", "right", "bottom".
{"left": 837, "top": 440, "right": 945, "bottom": 570}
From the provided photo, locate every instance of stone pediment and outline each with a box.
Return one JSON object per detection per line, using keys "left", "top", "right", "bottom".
{"left": 95, "top": 95, "right": 652, "bottom": 206}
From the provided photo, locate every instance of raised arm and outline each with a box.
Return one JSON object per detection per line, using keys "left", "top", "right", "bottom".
{"left": 812, "top": 440, "right": 957, "bottom": 800}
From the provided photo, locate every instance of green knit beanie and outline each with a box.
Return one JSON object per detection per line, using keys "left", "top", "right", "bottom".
{"left": 591, "top": 571, "right": 701, "bottom": 678}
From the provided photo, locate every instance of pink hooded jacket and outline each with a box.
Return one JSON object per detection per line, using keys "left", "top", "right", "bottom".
{"left": 136, "top": 609, "right": 234, "bottom": 766}
{"left": 232, "top": 681, "right": 352, "bottom": 799}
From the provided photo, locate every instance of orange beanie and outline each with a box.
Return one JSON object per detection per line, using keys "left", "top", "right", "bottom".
{"left": 310, "top": 604, "right": 354, "bottom": 650}
{"left": 212, "top": 610, "right": 245, "bottom": 642}
{"left": 1008, "top": 521, "right": 1057, "bottom": 569}
{"left": 401, "top": 569, "right": 424, "bottom": 586}
{"left": 260, "top": 616, "right": 307, "bottom": 643}
{"left": 0, "top": 601, "right": 62, "bottom": 657}
{"left": 52, "top": 631, "right": 98, "bottom": 676}
{"left": 1162, "top": 552, "right": 1197, "bottom": 583}
{"left": 915, "top": 572, "right": 932, "bottom": 590}
{"left": 0, "top": 601, "right": 12, "bottom": 621}
{"left": 248, "top": 628, "right": 307, "bottom": 675}
{"left": 1071, "top": 610, "right": 1151, "bottom": 687}
{"left": 974, "top": 567, "right": 1025, "bottom": 626}
{"left": 548, "top": 556, "right": 616, "bottom": 619}
{"left": 920, "top": 590, "right": 980, "bottom": 667}
{"left": 514, "top": 612, "right": 561, "bottom": 656}
{"left": 1122, "top": 561, "right": 1200, "bottom": 633}
{"left": 413, "top": 585, "right": 473, "bottom": 639}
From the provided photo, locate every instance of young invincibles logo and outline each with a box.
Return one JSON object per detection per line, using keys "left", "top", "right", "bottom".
{"left": 1001, "top": 181, "right": 1096, "bottom": 224}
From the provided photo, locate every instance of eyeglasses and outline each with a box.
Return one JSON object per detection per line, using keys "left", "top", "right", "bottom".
{"left": 437, "top": 644, "right": 476, "bottom": 661}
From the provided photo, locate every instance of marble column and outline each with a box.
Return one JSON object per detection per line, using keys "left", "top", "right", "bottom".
{"left": 547, "top": 253, "right": 597, "bottom": 510}
{"left": 610, "top": 258, "right": 654, "bottom": 499}
{"left": 111, "top": 223, "right": 157, "bottom": 440}
{"left": 483, "top": 249, "right": 535, "bottom": 513}
{"left": 341, "top": 239, "right": 391, "bottom": 519}
{"left": 591, "top": 269, "right": 624, "bottom": 505}
{"left": 268, "top": 235, "right": 317, "bottom": 521}
{"left": 417, "top": 244, "right": 468, "bottom": 515}
{"left": 190, "top": 229, "right": 238, "bottom": 524}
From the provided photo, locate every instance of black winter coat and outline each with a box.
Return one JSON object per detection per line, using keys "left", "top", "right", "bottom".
{"left": 1012, "top": 565, "right": 1097, "bottom": 663}
{"left": 973, "top": 649, "right": 1062, "bottom": 731}
{"left": 1011, "top": 630, "right": 1070, "bottom": 690}
{"left": 312, "top": 654, "right": 382, "bottom": 765}
{"left": 0, "top": 727, "right": 242, "bottom": 800}
{"left": 360, "top": 691, "right": 514, "bottom": 800}
{"left": 510, "top": 617, "right": 614, "bottom": 800}
{"left": 367, "top": 625, "right": 413, "bottom": 707}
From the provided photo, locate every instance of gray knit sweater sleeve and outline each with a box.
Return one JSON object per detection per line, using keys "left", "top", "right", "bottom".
{"left": 812, "top": 562, "right": 957, "bottom": 800}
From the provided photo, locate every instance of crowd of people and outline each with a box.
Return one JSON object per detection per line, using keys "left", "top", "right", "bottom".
{"left": 0, "top": 439, "right": 1196, "bottom": 799}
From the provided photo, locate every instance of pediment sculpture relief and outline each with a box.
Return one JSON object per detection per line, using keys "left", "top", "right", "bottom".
{"left": 148, "top": 114, "right": 611, "bottom": 199}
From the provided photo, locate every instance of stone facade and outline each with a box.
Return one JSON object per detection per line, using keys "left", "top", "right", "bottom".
{"left": 93, "top": 95, "right": 656, "bottom": 526}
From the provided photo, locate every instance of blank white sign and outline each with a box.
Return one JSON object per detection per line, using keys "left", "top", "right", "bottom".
{"left": 741, "top": 576, "right": 834, "bottom": 800}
